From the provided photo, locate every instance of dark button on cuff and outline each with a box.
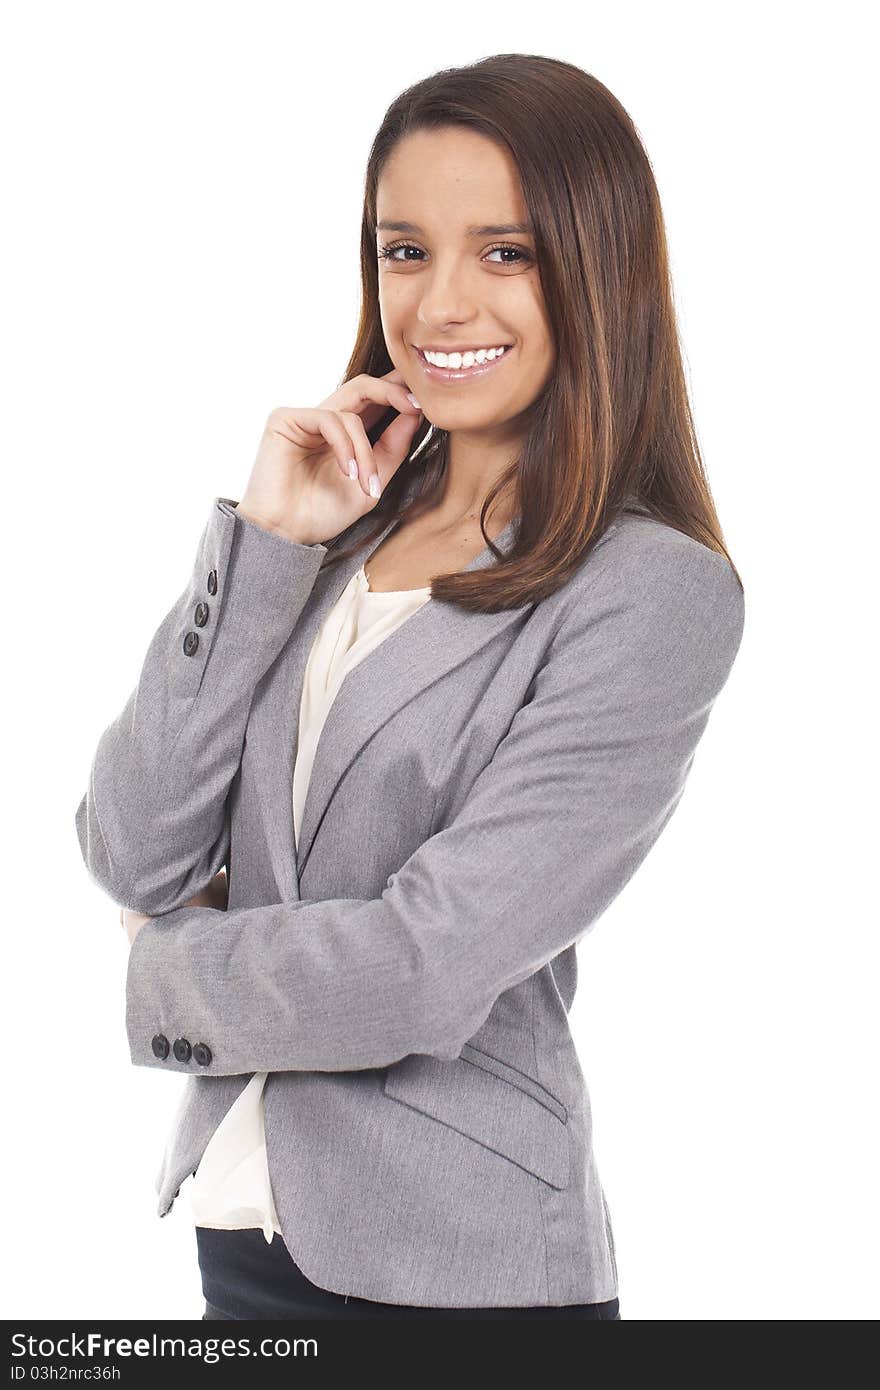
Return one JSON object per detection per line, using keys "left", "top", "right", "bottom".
{"left": 193, "top": 1042, "right": 213, "bottom": 1067}
{"left": 194, "top": 601, "right": 209, "bottom": 627}
{"left": 151, "top": 1033, "right": 170, "bottom": 1060}
{"left": 183, "top": 632, "right": 199, "bottom": 656}
{"left": 173, "top": 1037, "right": 192, "bottom": 1063}
{"left": 207, "top": 569, "right": 218, "bottom": 595}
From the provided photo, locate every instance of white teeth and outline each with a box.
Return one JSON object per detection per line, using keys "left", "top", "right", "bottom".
{"left": 422, "top": 346, "right": 509, "bottom": 368}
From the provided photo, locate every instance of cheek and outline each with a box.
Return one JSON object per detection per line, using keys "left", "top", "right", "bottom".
{"left": 379, "top": 302, "right": 414, "bottom": 352}
{"left": 519, "top": 316, "right": 555, "bottom": 376}
{"left": 379, "top": 280, "right": 416, "bottom": 316}
{"left": 535, "top": 340, "right": 556, "bottom": 381}
{"left": 521, "top": 285, "right": 553, "bottom": 357}
{"left": 512, "top": 341, "right": 556, "bottom": 399}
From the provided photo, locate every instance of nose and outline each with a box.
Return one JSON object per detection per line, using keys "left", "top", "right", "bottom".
{"left": 417, "top": 303, "right": 479, "bottom": 339}
{"left": 415, "top": 263, "right": 481, "bottom": 329}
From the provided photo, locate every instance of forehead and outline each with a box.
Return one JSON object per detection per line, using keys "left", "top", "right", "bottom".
{"left": 376, "top": 127, "right": 528, "bottom": 228}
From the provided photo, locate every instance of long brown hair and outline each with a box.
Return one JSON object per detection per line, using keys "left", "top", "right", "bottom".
{"left": 324, "top": 53, "right": 743, "bottom": 611}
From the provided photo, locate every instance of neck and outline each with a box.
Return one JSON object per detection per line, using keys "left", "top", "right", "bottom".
{"left": 430, "top": 430, "right": 519, "bottom": 532}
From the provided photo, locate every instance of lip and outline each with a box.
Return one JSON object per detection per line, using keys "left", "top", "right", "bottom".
{"left": 413, "top": 344, "right": 515, "bottom": 383}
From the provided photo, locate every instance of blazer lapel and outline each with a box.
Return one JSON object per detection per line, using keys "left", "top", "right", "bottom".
{"left": 245, "top": 476, "right": 528, "bottom": 899}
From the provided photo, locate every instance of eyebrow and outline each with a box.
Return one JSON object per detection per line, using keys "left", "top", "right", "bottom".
{"left": 377, "top": 219, "right": 534, "bottom": 237}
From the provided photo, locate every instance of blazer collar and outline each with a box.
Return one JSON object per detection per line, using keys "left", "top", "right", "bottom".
{"left": 246, "top": 468, "right": 529, "bottom": 898}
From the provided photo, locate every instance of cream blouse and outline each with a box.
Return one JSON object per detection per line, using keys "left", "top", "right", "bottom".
{"left": 185, "top": 560, "right": 432, "bottom": 1243}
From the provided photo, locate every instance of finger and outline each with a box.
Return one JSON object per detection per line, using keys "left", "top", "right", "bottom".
{"left": 302, "top": 410, "right": 373, "bottom": 483}
{"left": 337, "top": 410, "right": 383, "bottom": 497}
{"left": 372, "top": 406, "right": 425, "bottom": 476}
{"left": 381, "top": 367, "right": 416, "bottom": 392}
{"left": 270, "top": 407, "right": 361, "bottom": 482}
{"left": 344, "top": 407, "right": 423, "bottom": 498}
{"left": 324, "top": 374, "right": 421, "bottom": 435}
{"left": 347, "top": 375, "right": 421, "bottom": 414}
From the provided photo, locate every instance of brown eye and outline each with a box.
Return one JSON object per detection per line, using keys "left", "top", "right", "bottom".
{"left": 377, "top": 241, "right": 533, "bottom": 266}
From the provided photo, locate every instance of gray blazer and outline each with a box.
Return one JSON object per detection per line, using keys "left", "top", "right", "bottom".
{"left": 74, "top": 462, "right": 745, "bottom": 1309}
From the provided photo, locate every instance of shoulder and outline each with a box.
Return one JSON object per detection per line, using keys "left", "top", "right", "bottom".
{"left": 577, "top": 511, "right": 742, "bottom": 610}
{"left": 558, "top": 511, "right": 746, "bottom": 683}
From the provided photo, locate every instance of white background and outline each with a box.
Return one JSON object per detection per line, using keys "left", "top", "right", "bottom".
{"left": 3, "top": 0, "right": 876, "bottom": 1322}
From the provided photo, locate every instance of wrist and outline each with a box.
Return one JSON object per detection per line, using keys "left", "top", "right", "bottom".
{"left": 234, "top": 501, "right": 311, "bottom": 546}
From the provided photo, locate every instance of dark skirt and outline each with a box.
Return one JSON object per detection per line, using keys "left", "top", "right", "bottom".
{"left": 196, "top": 1226, "right": 621, "bottom": 1320}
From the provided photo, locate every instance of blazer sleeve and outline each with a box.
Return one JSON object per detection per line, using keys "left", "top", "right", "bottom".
{"left": 74, "top": 497, "right": 328, "bottom": 914}
{"left": 124, "top": 534, "right": 746, "bottom": 1075}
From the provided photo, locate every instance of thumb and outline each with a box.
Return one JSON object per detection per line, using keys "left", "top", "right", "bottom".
{"left": 374, "top": 406, "right": 426, "bottom": 470}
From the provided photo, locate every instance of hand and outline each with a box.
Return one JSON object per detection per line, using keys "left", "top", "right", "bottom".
{"left": 120, "top": 906, "right": 152, "bottom": 947}
{"left": 236, "top": 369, "right": 425, "bottom": 547}
{"left": 118, "top": 869, "right": 228, "bottom": 946}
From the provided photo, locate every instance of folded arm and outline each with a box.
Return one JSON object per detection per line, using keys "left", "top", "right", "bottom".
{"left": 120, "top": 868, "right": 228, "bottom": 943}
{"left": 124, "top": 537, "right": 746, "bottom": 1076}
{"left": 75, "top": 498, "right": 327, "bottom": 915}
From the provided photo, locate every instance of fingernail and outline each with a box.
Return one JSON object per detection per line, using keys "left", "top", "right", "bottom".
{"left": 368, "top": 473, "right": 381, "bottom": 499}
{"left": 406, "top": 392, "right": 421, "bottom": 408}
{"left": 347, "top": 459, "right": 358, "bottom": 478}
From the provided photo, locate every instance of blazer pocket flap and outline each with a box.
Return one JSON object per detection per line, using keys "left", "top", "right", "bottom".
{"left": 383, "top": 1046, "right": 570, "bottom": 1190}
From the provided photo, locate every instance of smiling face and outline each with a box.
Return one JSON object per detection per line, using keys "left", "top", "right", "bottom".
{"left": 376, "top": 127, "right": 556, "bottom": 447}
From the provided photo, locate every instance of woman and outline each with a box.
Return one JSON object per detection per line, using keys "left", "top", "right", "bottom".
{"left": 77, "top": 53, "right": 745, "bottom": 1320}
